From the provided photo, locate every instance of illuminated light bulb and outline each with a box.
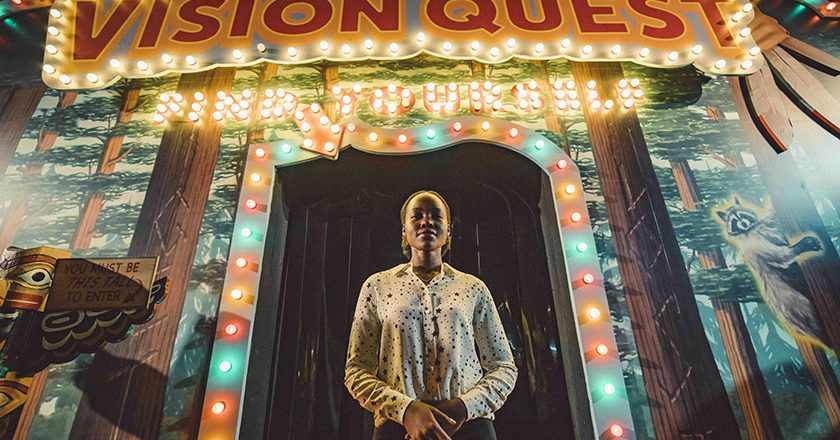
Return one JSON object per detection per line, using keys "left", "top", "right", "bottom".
{"left": 535, "top": 43, "right": 545, "bottom": 53}
{"left": 603, "top": 383, "right": 616, "bottom": 395}
{"left": 300, "top": 122, "right": 311, "bottom": 132}
{"left": 587, "top": 307, "right": 601, "bottom": 319}
{"left": 188, "top": 112, "right": 199, "bottom": 121}
{"left": 453, "top": 121, "right": 463, "bottom": 132}
{"left": 561, "top": 38, "right": 571, "bottom": 48}
{"left": 586, "top": 80, "right": 596, "bottom": 90}
{"left": 45, "top": 44, "right": 58, "bottom": 54}
{"left": 470, "top": 40, "right": 480, "bottom": 51}
{"left": 212, "top": 111, "right": 223, "bottom": 121}
{"left": 630, "top": 78, "right": 640, "bottom": 87}
{"left": 330, "top": 124, "right": 341, "bottom": 134}
{"left": 320, "top": 40, "right": 329, "bottom": 51}
{"left": 667, "top": 51, "right": 678, "bottom": 62}
{"left": 740, "top": 60, "right": 753, "bottom": 70}
{"left": 492, "top": 101, "right": 502, "bottom": 110}
{"left": 168, "top": 103, "right": 180, "bottom": 113}
{"left": 257, "top": 43, "right": 267, "bottom": 53}
{"left": 224, "top": 323, "right": 238, "bottom": 335}
{"left": 565, "top": 80, "right": 575, "bottom": 90}
{"left": 219, "top": 360, "right": 232, "bottom": 372}
{"left": 48, "top": 26, "right": 59, "bottom": 36}
{"left": 610, "top": 424, "right": 624, "bottom": 437}
{"left": 610, "top": 44, "right": 621, "bottom": 55}
{"left": 692, "top": 44, "right": 703, "bottom": 55}
{"left": 50, "top": 8, "right": 61, "bottom": 18}
{"left": 509, "top": 128, "right": 518, "bottom": 137}
{"left": 826, "top": 2, "right": 837, "bottom": 10}
{"left": 325, "top": 142, "right": 335, "bottom": 152}
{"left": 217, "top": 90, "right": 227, "bottom": 99}
{"left": 739, "top": 27, "right": 751, "bottom": 38}
{"left": 232, "top": 49, "right": 243, "bottom": 59}
{"left": 250, "top": 172, "right": 262, "bottom": 183}
{"left": 43, "top": 64, "right": 56, "bottom": 74}
{"left": 364, "top": 39, "right": 374, "bottom": 49}
{"left": 557, "top": 159, "right": 568, "bottom": 169}
{"left": 591, "top": 100, "right": 601, "bottom": 110}
{"left": 211, "top": 402, "right": 226, "bottom": 415}
{"left": 186, "top": 55, "right": 197, "bottom": 65}
{"left": 623, "top": 99, "right": 634, "bottom": 109}
{"left": 577, "top": 242, "right": 588, "bottom": 252}
{"left": 638, "top": 47, "right": 650, "bottom": 58}
{"left": 742, "top": 3, "right": 753, "bottom": 12}
{"left": 633, "top": 89, "right": 643, "bottom": 99}
{"left": 583, "top": 273, "right": 595, "bottom": 284}
{"left": 596, "top": 344, "right": 609, "bottom": 355}
{"left": 342, "top": 44, "right": 351, "bottom": 55}
{"left": 481, "top": 121, "right": 490, "bottom": 131}
{"left": 749, "top": 46, "right": 760, "bottom": 56}
{"left": 235, "top": 257, "right": 248, "bottom": 268}
{"left": 506, "top": 38, "right": 516, "bottom": 48}
{"left": 620, "top": 89, "right": 632, "bottom": 99}
{"left": 59, "top": 74, "right": 71, "bottom": 84}
{"left": 347, "top": 123, "right": 357, "bottom": 132}
{"left": 398, "top": 134, "right": 408, "bottom": 143}
{"left": 153, "top": 114, "right": 165, "bottom": 123}
{"left": 295, "top": 111, "right": 305, "bottom": 120}
{"left": 714, "top": 59, "right": 727, "bottom": 69}
{"left": 319, "top": 115, "right": 329, "bottom": 125}
{"left": 281, "top": 143, "right": 292, "bottom": 153}
{"left": 191, "top": 102, "right": 202, "bottom": 112}
{"left": 310, "top": 103, "right": 321, "bottom": 113}
{"left": 731, "top": 11, "right": 743, "bottom": 22}
{"left": 426, "top": 128, "right": 436, "bottom": 139}
{"left": 255, "top": 148, "right": 266, "bottom": 158}
{"left": 604, "top": 99, "right": 615, "bottom": 110}
{"left": 286, "top": 47, "right": 297, "bottom": 57}
{"left": 241, "top": 227, "right": 253, "bottom": 237}
{"left": 443, "top": 41, "right": 453, "bottom": 52}
{"left": 389, "top": 42, "right": 399, "bottom": 53}
{"left": 387, "top": 103, "right": 397, "bottom": 113}
{"left": 565, "top": 184, "right": 576, "bottom": 194}
{"left": 231, "top": 288, "right": 244, "bottom": 301}
{"left": 571, "top": 212, "right": 582, "bottom": 222}
{"left": 416, "top": 32, "right": 426, "bottom": 43}
{"left": 110, "top": 59, "right": 122, "bottom": 69}
{"left": 489, "top": 47, "right": 500, "bottom": 58}
{"left": 368, "top": 132, "right": 379, "bottom": 142}
{"left": 302, "top": 138, "right": 313, "bottom": 148}
{"left": 582, "top": 45, "right": 592, "bottom": 55}
{"left": 245, "top": 199, "right": 258, "bottom": 209}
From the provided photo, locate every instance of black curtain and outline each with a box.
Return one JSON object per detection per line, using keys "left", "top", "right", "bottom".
{"left": 249, "top": 144, "right": 575, "bottom": 439}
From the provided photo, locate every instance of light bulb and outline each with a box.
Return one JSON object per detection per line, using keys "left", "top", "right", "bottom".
{"left": 230, "top": 289, "right": 243, "bottom": 300}
{"left": 583, "top": 273, "right": 595, "bottom": 284}
{"left": 587, "top": 307, "right": 601, "bottom": 319}
{"left": 211, "top": 401, "right": 226, "bottom": 415}
{"left": 235, "top": 257, "right": 248, "bottom": 268}
{"left": 571, "top": 212, "right": 582, "bottom": 222}
{"left": 576, "top": 242, "right": 588, "bottom": 252}
{"left": 596, "top": 344, "right": 609, "bottom": 355}
{"left": 225, "top": 324, "right": 238, "bottom": 335}
{"left": 219, "top": 360, "right": 232, "bottom": 372}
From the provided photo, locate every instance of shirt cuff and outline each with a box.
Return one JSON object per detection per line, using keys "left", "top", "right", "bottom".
{"left": 392, "top": 394, "right": 416, "bottom": 426}
{"left": 457, "top": 392, "right": 484, "bottom": 421}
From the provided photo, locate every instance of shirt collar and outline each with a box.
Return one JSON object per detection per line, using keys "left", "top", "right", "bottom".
{"left": 393, "top": 262, "right": 456, "bottom": 279}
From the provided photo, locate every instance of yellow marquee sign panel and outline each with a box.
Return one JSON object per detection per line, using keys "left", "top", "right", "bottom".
{"left": 43, "top": 0, "right": 762, "bottom": 89}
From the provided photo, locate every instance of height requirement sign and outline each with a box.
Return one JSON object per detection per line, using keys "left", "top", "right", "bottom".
{"left": 43, "top": 0, "right": 761, "bottom": 89}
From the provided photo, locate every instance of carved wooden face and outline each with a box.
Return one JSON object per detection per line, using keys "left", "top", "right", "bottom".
{"left": 0, "top": 247, "right": 71, "bottom": 311}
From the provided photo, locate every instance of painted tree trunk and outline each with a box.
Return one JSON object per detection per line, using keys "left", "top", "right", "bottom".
{"left": 730, "top": 77, "right": 840, "bottom": 434}
{"left": 320, "top": 63, "right": 339, "bottom": 123}
{"left": 670, "top": 159, "right": 701, "bottom": 211}
{"left": 0, "top": 83, "right": 46, "bottom": 177}
{"left": 0, "top": 91, "right": 77, "bottom": 253}
{"left": 69, "top": 68, "right": 236, "bottom": 440}
{"left": 530, "top": 60, "right": 569, "bottom": 155}
{"left": 248, "top": 64, "right": 280, "bottom": 144}
{"left": 570, "top": 61, "right": 740, "bottom": 439}
{"left": 796, "top": 340, "right": 840, "bottom": 431}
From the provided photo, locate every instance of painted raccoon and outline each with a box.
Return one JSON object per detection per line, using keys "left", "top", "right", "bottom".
{"left": 716, "top": 198, "right": 827, "bottom": 347}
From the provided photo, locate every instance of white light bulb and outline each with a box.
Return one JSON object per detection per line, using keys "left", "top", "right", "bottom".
{"left": 59, "top": 74, "right": 71, "bottom": 84}
{"left": 320, "top": 41, "right": 329, "bottom": 51}
{"left": 389, "top": 42, "right": 399, "bottom": 53}
{"left": 506, "top": 38, "right": 516, "bottom": 48}
{"left": 48, "top": 26, "right": 59, "bottom": 36}
{"left": 416, "top": 32, "right": 426, "bottom": 43}
{"left": 535, "top": 43, "right": 544, "bottom": 53}
{"left": 50, "top": 9, "right": 61, "bottom": 18}
{"left": 714, "top": 59, "right": 726, "bottom": 69}
{"left": 45, "top": 45, "right": 58, "bottom": 54}
{"left": 287, "top": 47, "right": 297, "bottom": 57}
{"left": 185, "top": 55, "right": 197, "bottom": 65}
{"left": 110, "top": 59, "right": 122, "bottom": 68}
{"left": 639, "top": 47, "right": 650, "bottom": 58}
{"left": 740, "top": 60, "right": 754, "bottom": 70}
{"left": 749, "top": 46, "right": 761, "bottom": 56}
{"left": 739, "top": 27, "right": 752, "bottom": 38}
{"left": 137, "top": 61, "right": 148, "bottom": 71}
{"left": 161, "top": 53, "right": 173, "bottom": 63}
{"left": 471, "top": 41, "right": 480, "bottom": 51}
{"left": 443, "top": 41, "right": 452, "bottom": 52}
{"left": 86, "top": 73, "right": 98, "bottom": 83}
{"left": 232, "top": 49, "right": 243, "bottom": 59}
{"left": 668, "top": 51, "right": 678, "bottom": 61}
{"left": 490, "top": 47, "right": 499, "bottom": 57}
{"left": 561, "top": 38, "right": 571, "bottom": 48}
{"left": 342, "top": 44, "right": 351, "bottom": 55}
{"left": 610, "top": 44, "right": 621, "bottom": 55}
{"left": 582, "top": 45, "right": 592, "bottom": 55}
{"left": 43, "top": 64, "right": 56, "bottom": 74}
{"left": 692, "top": 44, "right": 703, "bottom": 55}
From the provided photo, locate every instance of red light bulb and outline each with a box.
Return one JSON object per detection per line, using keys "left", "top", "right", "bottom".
{"left": 224, "top": 324, "right": 238, "bottom": 335}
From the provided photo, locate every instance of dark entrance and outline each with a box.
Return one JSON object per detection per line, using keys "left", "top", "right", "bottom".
{"left": 241, "top": 143, "right": 587, "bottom": 439}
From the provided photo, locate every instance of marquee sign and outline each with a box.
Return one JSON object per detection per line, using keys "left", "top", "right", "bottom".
{"left": 43, "top": 0, "right": 763, "bottom": 90}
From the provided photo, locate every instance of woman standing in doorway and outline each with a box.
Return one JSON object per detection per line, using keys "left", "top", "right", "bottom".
{"left": 345, "top": 190, "right": 518, "bottom": 440}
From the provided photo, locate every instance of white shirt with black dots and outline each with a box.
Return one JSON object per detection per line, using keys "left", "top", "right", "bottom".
{"left": 344, "top": 262, "right": 518, "bottom": 429}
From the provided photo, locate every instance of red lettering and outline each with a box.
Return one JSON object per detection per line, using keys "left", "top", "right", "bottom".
{"left": 73, "top": 0, "right": 141, "bottom": 60}
{"left": 230, "top": 0, "right": 256, "bottom": 37}
{"left": 341, "top": 0, "right": 399, "bottom": 32}
{"left": 680, "top": 0, "right": 735, "bottom": 47}
{"left": 505, "top": 0, "right": 562, "bottom": 31}
{"left": 264, "top": 0, "right": 333, "bottom": 35}
{"left": 628, "top": 0, "right": 685, "bottom": 39}
{"left": 172, "top": 0, "right": 225, "bottom": 43}
{"left": 138, "top": 0, "right": 169, "bottom": 47}
{"left": 426, "top": 0, "right": 501, "bottom": 33}
{"left": 570, "top": 0, "right": 628, "bottom": 33}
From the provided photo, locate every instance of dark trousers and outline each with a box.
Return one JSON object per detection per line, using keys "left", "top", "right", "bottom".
{"left": 372, "top": 418, "right": 496, "bottom": 440}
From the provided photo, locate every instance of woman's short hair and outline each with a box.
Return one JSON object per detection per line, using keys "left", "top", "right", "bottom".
{"left": 400, "top": 190, "right": 452, "bottom": 259}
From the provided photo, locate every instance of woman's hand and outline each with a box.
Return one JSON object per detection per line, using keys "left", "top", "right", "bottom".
{"left": 403, "top": 400, "right": 456, "bottom": 440}
{"left": 434, "top": 399, "right": 468, "bottom": 436}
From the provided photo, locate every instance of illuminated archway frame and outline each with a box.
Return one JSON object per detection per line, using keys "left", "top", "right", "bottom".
{"left": 198, "top": 116, "right": 635, "bottom": 440}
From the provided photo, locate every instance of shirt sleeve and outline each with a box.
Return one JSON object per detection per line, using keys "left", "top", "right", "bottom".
{"left": 344, "top": 276, "right": 415, "bottom": 426}
{"left": 458, "top": 281, "right": 518, "bottom": 421}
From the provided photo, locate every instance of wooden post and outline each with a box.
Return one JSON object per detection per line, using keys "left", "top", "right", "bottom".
{"left": 69, "top": 68, "right": 236, "bottom": 440}
{"left": 570, "top": 61, "right": 740, "bottom": 439}
{"left": 0, "top": 83, "right": 46, "bottom": 178}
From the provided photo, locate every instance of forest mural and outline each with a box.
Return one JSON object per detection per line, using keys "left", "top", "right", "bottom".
{"left": 1, "top": 1, "right": 840, "bottom": 439}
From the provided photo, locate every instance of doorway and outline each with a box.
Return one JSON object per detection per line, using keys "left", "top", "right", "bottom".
{"left": 242, "top": 143, "right": 580, "bottom": 439}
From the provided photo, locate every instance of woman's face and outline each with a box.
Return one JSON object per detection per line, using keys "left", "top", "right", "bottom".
{"left": 403, "top": 193, "right": 450, "bottom": 255}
